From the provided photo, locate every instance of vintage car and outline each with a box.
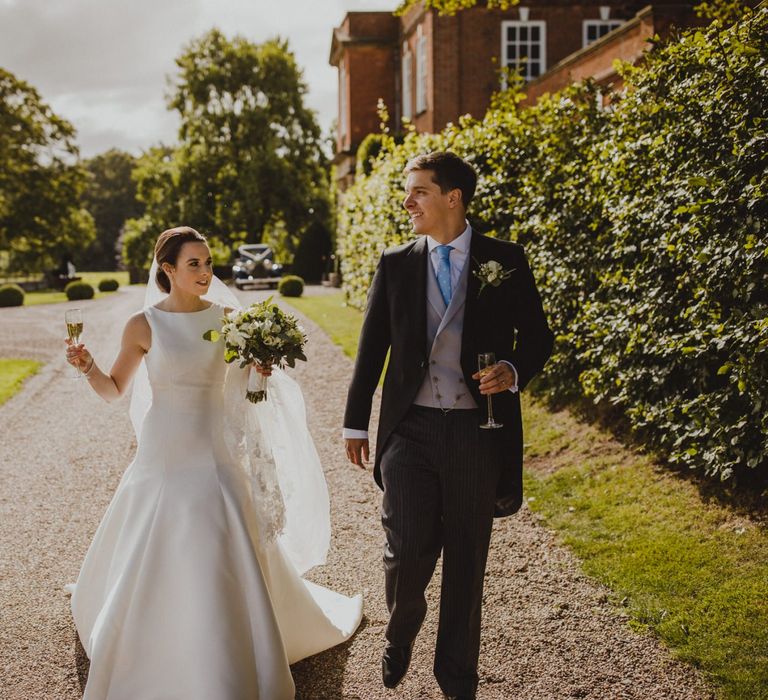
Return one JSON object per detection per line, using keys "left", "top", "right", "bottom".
{"left": 231, "top": 244, "right": 284, "bottom": 290}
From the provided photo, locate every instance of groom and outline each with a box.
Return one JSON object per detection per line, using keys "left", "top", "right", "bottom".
{"left": 343, "top": 151, "right": 553, "bottom": 699}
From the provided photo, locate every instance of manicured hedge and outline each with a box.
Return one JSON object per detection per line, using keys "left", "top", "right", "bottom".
{"left": 65, "top": 281, "right": 95, "bottom": 300}
{"left": 0, "top": 284, "right": 25, "bottom": 307}
{"left": 278, "top": 275, "right": 304, "bottom": 297}
{"left": 337, "top": 9, "right": 768, "bottom": 485}
{"left": 98, "top": 278, "right": 119, "bottom": 292}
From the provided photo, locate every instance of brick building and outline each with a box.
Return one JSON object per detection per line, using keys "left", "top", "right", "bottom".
{"left": 329, "top": 0, "right": 700, "bottom": 189}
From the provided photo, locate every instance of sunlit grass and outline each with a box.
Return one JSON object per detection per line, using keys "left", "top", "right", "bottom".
{"left": 523, "top": 396, "right": 768, "bottom": 700}
{"left": 0, "top": 359, "right": 41, "bottom": 405}
{"left": 24, "top": 291, "right": 109, "bottom": 306}
{"left": 282, "top": 291, "right": 362, "bottom": 359}
{"left": 19, "top": 271, "right": 130, "bottom": 306}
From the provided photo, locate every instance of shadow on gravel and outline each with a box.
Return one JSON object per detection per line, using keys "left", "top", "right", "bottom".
{"left": 73, "top": 629, "right": 89, "bottom": 692}
{"left": 292, "top": 615, "right": 367, "bottom": 700}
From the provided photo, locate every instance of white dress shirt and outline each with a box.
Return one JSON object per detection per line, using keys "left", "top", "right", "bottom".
{"left": 343, "top": 223, "right": 518, "bottom": 440}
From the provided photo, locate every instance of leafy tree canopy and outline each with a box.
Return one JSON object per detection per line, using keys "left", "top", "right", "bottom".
{"left": 394, "top": 0, "right": 749, "bottom": 18}
{"left": 80, "top": 149, "right": 144, "bottom": 270}
{"left": 0, "top": 68, "right": 94, "bottom": 273}
{"left": 126, "top": 30, "right": 331, "bottom": 272}
{"left": 134, "top": 30, "right": 330, "bottom": 254}
{"left": 395, "top": 0, "right": 516, "bottom": 16}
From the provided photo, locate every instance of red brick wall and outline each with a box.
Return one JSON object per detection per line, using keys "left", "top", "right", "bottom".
{"left": 333, "top": 12, "right": 398, "bottom": 154}
{"left": 331, "top": 1, "right": 701, "bottom": 183}
{"left": 347, "top": 12, "right": 398, "bottom": 39}
{"left": 521, "top": 4, "right": 702, "bottom": 105}
{"left": 343, "top": 45, "right": 397, "bottom": 152}
{"left": 404, "top": 1, "right": 638, "bottom": 134}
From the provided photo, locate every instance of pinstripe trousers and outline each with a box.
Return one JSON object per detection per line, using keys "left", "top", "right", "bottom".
{"left": 380, "top": 405, "right": 504, "bottom": 697}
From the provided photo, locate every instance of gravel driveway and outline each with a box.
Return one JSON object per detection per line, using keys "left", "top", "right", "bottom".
{"left": 0, "top": 287, "right": 714, "bottom": 699}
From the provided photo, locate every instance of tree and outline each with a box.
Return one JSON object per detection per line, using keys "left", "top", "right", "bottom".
{"left": 395, "top": 0, "right": 517, "bottom": 15}
{"left": 0, "top": 68, "right": 94, "bottom": 273}
{"left": 395, "top": 0, "right": 752, "bottom": 18}
{"left": 80, "top": 149, "right": 144, "bottom": 270}
{"left": 120, "top": 146, "right": 180, "bottom": 278}
{"left": 165, "top": 29, "right": 331, "bottom": 247}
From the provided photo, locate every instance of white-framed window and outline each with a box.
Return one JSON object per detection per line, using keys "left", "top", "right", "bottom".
{"left": 402, "top": 46, "right": 413, "bottom": 120}
{"left": 583, "top": 20, "right": 624, "bottom": 47}
{"left": 416, "top": 26, "right": 428, "bottom": 113}
{"left": 339, "top": 61, "right": 348, "bottom": 140}
{"left": 501, "top": 20, "right": 546, "bottom": 82}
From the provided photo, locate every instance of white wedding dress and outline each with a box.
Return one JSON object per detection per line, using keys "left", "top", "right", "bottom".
{"left": 69, "top": 303, "right": 362, "bottom": 699}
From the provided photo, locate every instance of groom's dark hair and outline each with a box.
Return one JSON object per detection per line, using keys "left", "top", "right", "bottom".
{"left": 404, "top": 151, "right": 477, "bottom": 209}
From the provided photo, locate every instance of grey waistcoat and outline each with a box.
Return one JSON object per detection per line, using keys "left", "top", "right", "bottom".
{"left": 413, "top": 254, "right": 478, "bottom": 410}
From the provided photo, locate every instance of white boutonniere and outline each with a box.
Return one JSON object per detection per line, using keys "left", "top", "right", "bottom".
{"left": 472, "top": 258, "right": 514, "bottom": 297}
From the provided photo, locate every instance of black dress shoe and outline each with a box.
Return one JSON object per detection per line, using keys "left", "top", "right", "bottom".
{"left": 382, "top": 641, "right": 414, "bottom": 689}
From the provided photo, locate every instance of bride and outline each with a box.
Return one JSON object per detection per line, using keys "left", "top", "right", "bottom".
{"left": 65, "top": 226, "right": 362, "bottom": 699}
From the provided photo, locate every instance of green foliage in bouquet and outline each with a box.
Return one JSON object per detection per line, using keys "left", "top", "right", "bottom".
{"left": 203, "top": 299, "right": 307, "bottom": 369}
{"left": 336, "top": 9, "right": 768, "bottom": 486}
{"left": 0, "top": 284, "right": 25, "bottom": 307}
{"left": 65, "top": 281, "right": 95, "bottom": 301}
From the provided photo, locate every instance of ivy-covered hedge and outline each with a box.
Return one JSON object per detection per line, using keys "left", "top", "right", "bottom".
{"left": 337, "top": 9, "right": 768, "bottom": 485}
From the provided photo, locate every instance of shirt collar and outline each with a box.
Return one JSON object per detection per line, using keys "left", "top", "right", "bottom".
{"left": 426, "top": 220, "right": 472, "bottom": 254}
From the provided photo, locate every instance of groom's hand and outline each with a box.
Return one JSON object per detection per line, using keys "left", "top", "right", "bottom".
{"left": 345, "top": 438, "right": 369, "bottom": 469}
{"left": 473, "top": 362, "right": 516, "bottom": 395}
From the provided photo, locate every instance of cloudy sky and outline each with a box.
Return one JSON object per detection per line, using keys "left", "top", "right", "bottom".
{"left": 0, "top": 0, "right": 394, "bottom": 157}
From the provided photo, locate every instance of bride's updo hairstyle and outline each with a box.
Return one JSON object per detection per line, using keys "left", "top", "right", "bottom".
{"left": 154, "top": 226, "right": 208, "bottom": 293}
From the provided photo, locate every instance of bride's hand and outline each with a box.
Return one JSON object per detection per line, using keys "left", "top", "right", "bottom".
{"left": 65, "top": 337, "right": 93, "bottom": 373}
{"left": 252, "top": 361, "right": 273, "bottom": 377}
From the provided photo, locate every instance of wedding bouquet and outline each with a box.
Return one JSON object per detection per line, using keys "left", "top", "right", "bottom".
{"left": 203, "top": 298, "right": 307, "bottom": 403}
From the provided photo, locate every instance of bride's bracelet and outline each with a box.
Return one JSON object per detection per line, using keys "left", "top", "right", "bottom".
{"left": 83, "top": 358, "right": 96, "bottom": 378}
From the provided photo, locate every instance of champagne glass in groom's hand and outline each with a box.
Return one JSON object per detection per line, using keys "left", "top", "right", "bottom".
{"left": 477, "top": 352, "right": 504, "bottom": 429}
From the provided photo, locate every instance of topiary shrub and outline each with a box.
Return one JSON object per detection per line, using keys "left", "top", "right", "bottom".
{"left": 65, "top": 281, "right": 95, "bottom": 301}
{"left": 0, "top": 284, "right": 25, "bottom": 307}
{"left": 278, "top": 275, "right": 304, "bottom": 298}
{"left": 98, "top": 278, "right": 120, "bottom": 292}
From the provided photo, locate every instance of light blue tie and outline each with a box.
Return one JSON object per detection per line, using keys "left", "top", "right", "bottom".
{"left": 435, "top": 245, "right": 453, "bottom": 307}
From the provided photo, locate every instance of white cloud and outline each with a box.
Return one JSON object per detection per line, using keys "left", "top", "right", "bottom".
{"left": 0, "top": 0, "right": 394, "bottom": 157}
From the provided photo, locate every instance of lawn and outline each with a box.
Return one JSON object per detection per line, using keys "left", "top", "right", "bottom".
{"left": 8, "top": 271, "right": 131, "bottom": 307}
{"left": 294, "top": 290, "right": 768, "bottom": 700}
{"left": 522, "top": 400, "right": 768, "bottom": 700}
{"left": 282, "top": 292, "right": 364, "bottom": 359}
{"left": 0, "top": 359, "right": 41, "bottom": 405}
{"left": 25, "top": 291, "right": 112, "bottom": 306}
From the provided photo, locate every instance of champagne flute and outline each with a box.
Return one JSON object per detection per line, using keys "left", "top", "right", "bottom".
{"left": 65, "top": 308, "right": 84, "bottom": 379}
{"left": 478, "top": 352, "right": 504, "bottom": 430}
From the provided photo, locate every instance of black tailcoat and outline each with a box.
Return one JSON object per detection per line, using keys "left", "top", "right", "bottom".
{"left": 344, "top": 230, "right": 554, "bottom": 516}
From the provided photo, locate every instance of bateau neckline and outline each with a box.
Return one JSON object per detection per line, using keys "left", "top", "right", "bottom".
{"left": 150, "top": 303, "right": 216, "bottom": 315}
